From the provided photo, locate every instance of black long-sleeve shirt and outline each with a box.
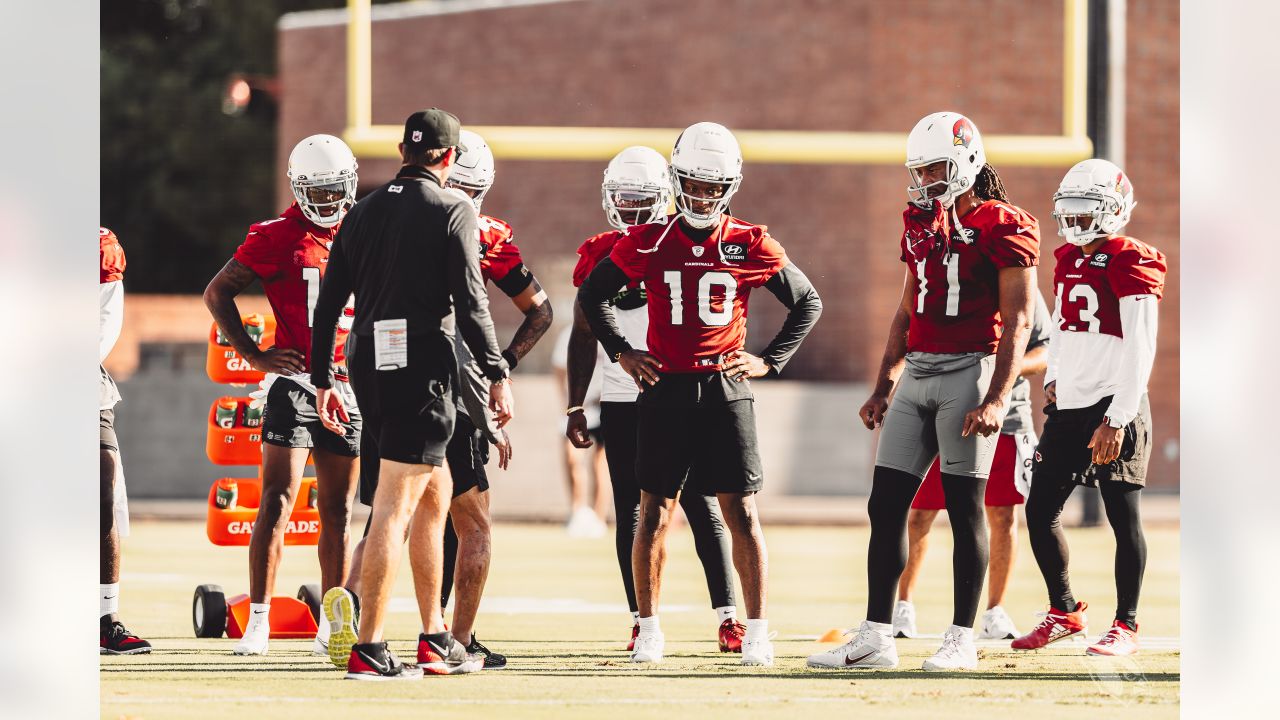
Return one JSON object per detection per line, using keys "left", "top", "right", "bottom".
{"left": 577, "top": 258, "right": 822, "bottom": 376}
{"left": 311, "top": 165, "right": 509, "bottom": 389}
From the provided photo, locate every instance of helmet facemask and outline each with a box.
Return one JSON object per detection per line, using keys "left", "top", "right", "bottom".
{"left": 445, "top": 177, "right": 492, "bottom": 214}
{"left": 603, "top": 184, "right": 668, "bottom": 232}
{"left": 1053, "top": 193, "right": 1129, "bottom": 246}
{"left": 292, "top": 176, "right": 356, "bottom": 228}
{"left": 907, "top": 158, "right": 965, "bottom": 210}
{"left": 671, "top": 168, "right": 739, "bottom": 229}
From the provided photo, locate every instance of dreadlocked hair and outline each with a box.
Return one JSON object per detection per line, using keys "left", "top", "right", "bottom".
{"left": 973, "top": 164, "right": 1010, "bottom": 203}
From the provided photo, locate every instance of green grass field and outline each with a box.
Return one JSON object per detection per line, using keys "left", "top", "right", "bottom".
{"left": 102, "top": 520, "right": 1178, "bottom": 719}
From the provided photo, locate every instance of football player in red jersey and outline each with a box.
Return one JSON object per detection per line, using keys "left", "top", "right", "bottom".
{"left": 202, "top": 135, "right": 360, "bottom": 656}
{"left": 99, "top": 227, "right": 151, "bottom": 655}
{"left": 1011, "top": 159, "right": 1166, "bottom": 658}
{"left": 567, "top": 146, "right": 742, "bottom": 654}
{"left": 579, "top": 123, "right": 823, "bottom": 667}
{"left": 808, "top": 112, "right": 1039, "bottom": 672}
{"left": 438, "top": 128, "right": 552, "bottom": 668}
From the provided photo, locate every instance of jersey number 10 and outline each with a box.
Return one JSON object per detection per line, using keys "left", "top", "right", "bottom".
{"left": 663, "top": 271, "right": 735, "bottom": 327}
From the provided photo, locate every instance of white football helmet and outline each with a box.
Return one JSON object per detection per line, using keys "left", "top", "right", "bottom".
{"left": 669, "top": 122, "right": 742, "bottom": 229}
{"left": 905, "top": 111, "right": 986, "bottom": 209}
{"left": 287, "top": 134, "right": 358, "bottom": 228}
{"left": 1052, "top": 158, "right": 1136, "bottom": 246}
{"left": 602, "top": 146, "right": 671, "bottom": 231}
{"left": 446, "top": 129, "right": 495, "bottom": 213}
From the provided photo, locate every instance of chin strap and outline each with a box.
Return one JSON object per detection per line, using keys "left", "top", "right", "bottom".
{"left": 637, "top": 219, "right": 680, "bottom": 254}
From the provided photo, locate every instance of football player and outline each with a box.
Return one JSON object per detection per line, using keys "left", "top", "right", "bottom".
{"left": 807, "top": 112, "right": 1039, "bottom": 672}
{"left": 568, "top": 146, "right": 744, "bottom": 654}
{"left": 202, "top": 135, "right": 361, "bottom": 656}
{"left": 579, "top": 123, "right": 823, "bottom": 667}
{"left": 99, "top": 227, "right": 151, "bottom": 655}
{"left": 1011, "top": 159, "right": 1165, "bottom": 657}
{"left": 894, "top": 292, "right": 1051, "bottom": 640}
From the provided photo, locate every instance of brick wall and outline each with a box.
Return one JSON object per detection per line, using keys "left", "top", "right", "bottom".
{"left": 278, "top": 0, "right": 1179, "bottom": 488}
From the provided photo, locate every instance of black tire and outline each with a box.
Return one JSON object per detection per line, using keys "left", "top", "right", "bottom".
{"left": 297, "top": 583, "right": 323, "bottom": 623}
{"left": 193, "top": 584, "right": 227, "bottom": 638}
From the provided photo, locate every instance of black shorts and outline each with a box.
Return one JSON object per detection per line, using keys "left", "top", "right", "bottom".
{"left": 100, "top": 408, "right": 118, "bottom": 452}
{"left": 1033, "top": 394, "right": 1152, "bottom": 488}
{"left": 446, "top": 413, "right": 490, "bottom": 498}
{"left": 349, "top": 333, "right": 457, "bottom": 504}
{"left": 603, "top": 401, "right": 713, "bottom": 498}
{"left": 636, "top": 372, "right": 763, "bottom": 499}
{"left": 261, "top": 377, "right": 361, "bottom": 456}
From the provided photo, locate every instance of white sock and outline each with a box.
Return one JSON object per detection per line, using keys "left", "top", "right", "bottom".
{"left": 249, "top": 602, "right": 271, "bottom": 629}
{"left": 100, "top": 583, "right": 120, "bottom": 618}
{"left": 744, "top": 618, "right": 768, "bottom": 640}
{"left": 638, "top": 615, "right": 661, "bottom": 636}
{"left": 631, "top": 611, "right": 640, "bottom": 625}
{"left": 716, "top": 606, "right": 736, "bottom": 623}
{"left": 948, "top": 624, "right": 974, "bottom": 640}
{"left": 866, "top": 620, "right": 893, "bottom": 638}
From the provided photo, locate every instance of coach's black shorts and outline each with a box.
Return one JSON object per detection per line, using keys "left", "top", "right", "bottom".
{"left": 100, "top": 408, "right": 118, "bottom": 452}
{"left": 1033, "top": 393, "right": 1152, "bottom": 488}
{"left": 349, "top": 333, "right": 457, "bottom": 504}
{"left": 446, "top": 413, "right": 490, "bottom": 498}
{"left": 636, "top": 371, "right": 763, "bottom": 498}
{"left": 261, "top": 377, "right": 361, "bottom": 456}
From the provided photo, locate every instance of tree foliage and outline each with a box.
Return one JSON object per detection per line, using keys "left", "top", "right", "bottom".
{"left": 101, "top": 0, "right": 402, "bottom": 292}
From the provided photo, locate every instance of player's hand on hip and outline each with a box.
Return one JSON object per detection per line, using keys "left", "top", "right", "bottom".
{"left": 566, "top": 410, "right": 593, "bottom": 448}
{"left": 489, "top": 378, "right": 515, "bottom": 428}
{"left": 619, "top": 350, "right": 662, "bottom": 391}
{"left": 494, "top": 429, "right": 514, "bottom": 470}
{"left": 250, "top": 347, "right": 306, "bottom": 375}
{"left": 859, "top": 393, "right": 890, "bottom": 430}
{"left": 1045, "top": 380, "right": 1057, "bottom": 404}
{"left": 962, "top": 400, "right": 1003, "bottom": 437}
{"left": 315, "top": 387, "right": 349, "bottom": 436}
{"left": 722, "top": 350, "right": 769, "bottom": 382}
{"left": 1088, "top": 422, "right": 1124, "bottom": 465}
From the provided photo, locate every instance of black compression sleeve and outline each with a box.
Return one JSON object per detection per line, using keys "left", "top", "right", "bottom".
{"left": 494, "top": 263, "right": 534, "bottom": 298}
{"left": 576, "top": 257, "right": 633, "bottom": 361}
{"left": 759, "top": 263, "right": 823, "bottom": 375}
{"left": 310, "top": 231, "right": 353, "bottom": 389}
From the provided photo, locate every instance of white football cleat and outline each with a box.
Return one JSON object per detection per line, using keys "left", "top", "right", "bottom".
{"left": 566, "top": 507, "right": 607, "bottom": 539}
{"left": 630, "top": 632, "right": 665, "bottom": 663}
{"left": 922, "top": 627, "right": 978, "bottom": 671}
{"left": 232, "top": 611, "right": 270, "bottom": 656}
{"left": 892, "top": 600, "right": 917, "bottom": 638}
{"left": 740, "top": 634, "right": 775, "bottom": 667}
{"left": 806, "top": 621, "right": 897, "bottom": 669}
{"left": 978, "top": 605, "right": 1019, "bottom": 640}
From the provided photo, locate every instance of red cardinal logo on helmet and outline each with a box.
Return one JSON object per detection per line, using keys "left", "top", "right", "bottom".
{"left": 1115, "top": 172, "right": 1132, "bottom": 196}
{"left": 952, "top": 118, "right": 974, "bottom": 148}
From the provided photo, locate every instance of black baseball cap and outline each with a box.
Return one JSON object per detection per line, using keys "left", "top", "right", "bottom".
{"left": 402, "top": 108, "right": 467, "bottom": 152}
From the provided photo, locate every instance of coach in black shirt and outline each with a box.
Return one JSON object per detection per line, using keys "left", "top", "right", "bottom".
{"left": 310, "top": 108, "right": 513, "bottom": 679}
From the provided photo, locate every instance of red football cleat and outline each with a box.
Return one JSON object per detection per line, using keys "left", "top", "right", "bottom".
{"left": 100, "top": 621, "right": 151, "bottom": 655}
{"left": 1087, "top": 620, "right": 1139, "bottom": 656}
{"left": 1011, "top": 601, "right": 1088, "bottom": 650}
{"left": 718, "top": 618, "right": 746, "bottom": 653}
{"left": 627, "top": 623, "right": 639, "bottom": 652}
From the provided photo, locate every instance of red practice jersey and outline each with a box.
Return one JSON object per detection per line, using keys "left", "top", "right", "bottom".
{"left": 233, "top": 204, "right": 351, "bottom": 371}
{"left": 478, "top": 214, "right": 534, "bottom": 297}
{"left": 1052, "top": 236, "right": 1166, "bottom": 338}
{"left": 573, "top": 230, "right": 639, "bottom": 289}
{"left": 100, "top": 227, "right": 125, "bottom": 283}
{"left": 610, "top": 217, "right": 788, "bottom": 372}
{"left": 900, "top": 200, "right": 1040, "bottom": 353}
